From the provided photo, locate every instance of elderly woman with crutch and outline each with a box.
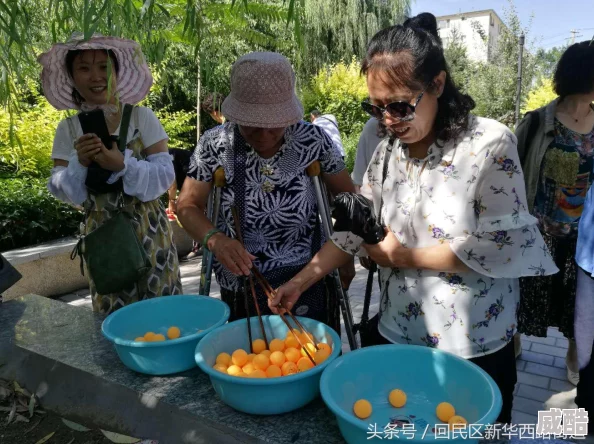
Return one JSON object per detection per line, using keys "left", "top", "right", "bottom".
{"left": 177, "top": 52, "right": 356, "bottom": 337}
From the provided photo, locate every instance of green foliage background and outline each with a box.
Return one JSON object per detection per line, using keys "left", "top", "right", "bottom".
{"left": 0, "top": 0, "right": 568, "bottom": 252}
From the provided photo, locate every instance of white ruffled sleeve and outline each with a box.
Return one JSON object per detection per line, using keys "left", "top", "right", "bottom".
{"left": 106, "top": 150, "right": 174, "bottom": 202}
{"left": 449, "top": 130, "right": 558, "bottom": 278}
{"left": 47, "top": 151, "right": 88, "bottom": 206}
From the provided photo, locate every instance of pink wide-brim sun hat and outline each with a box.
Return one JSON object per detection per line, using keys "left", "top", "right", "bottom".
{"left": 222, "top": 52, "right": 304, "bottom": 128}
{"left": 37, "top": 32, "right": 153, "bottom": 110}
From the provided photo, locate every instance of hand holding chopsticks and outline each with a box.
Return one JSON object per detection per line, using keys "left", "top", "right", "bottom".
{"left": 230, "top": 206, "right": 319, "bottom": 366}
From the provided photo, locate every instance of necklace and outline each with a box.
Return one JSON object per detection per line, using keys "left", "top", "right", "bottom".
{"left": 560, "top": 105, "right": 593, "bottom": 123}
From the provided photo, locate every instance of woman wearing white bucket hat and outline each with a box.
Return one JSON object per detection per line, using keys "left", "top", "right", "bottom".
{"left": 40, "top": 32, "right": 182, "bottom": 314}
{"left": 177, "top": 52, "right": 356, "bottom": 332}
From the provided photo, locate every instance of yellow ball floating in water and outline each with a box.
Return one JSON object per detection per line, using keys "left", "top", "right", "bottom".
{"left": 314, "top": 348, "right": 330, "bottom": 364}
{"left": 281, "top": 361, "right": 298, "bottom": 376}
{"left": 227, "top": 365, "right": 244, "bottom": 376}
{"left": 448, "top": 415, "right": 467, "bottom": 429}
{"left": 216, "top": 352, "right": 232, "bottom": 367}
{"left": 153, "top": 334, "right": 166, "bottom": 342}
{"left": 266, "top": 365, "right": 282, "bottom": 378}
{"left": 285, "top": 335, "right": 299, "bottom": 349}
{"left": 253, "top": 354, "right": 270, "bottom": 371}
{"left": 353, "top": 399, "right": 372, "bottom": 419}
{"left": 270, "top": 351, "right": 286, "bottom": 367}
{"left": 269, "top": 338, "right": 285, "bottom": 352}
{"left": 144, "top": 332, "right": 156, "bottom": 341}
{"left": 284, "top": 347, "right": 300, "bottom": 363}
{"left": 389, "top": 389, "right": 407, "bottom": 408}
{"left": 231, "top": 349, "right": 248, "bottom": 367}
{"left": 252, "top": 339, "right": 267, "bottom": 354}
{"left": 249, "top": 369, "right": 267, "bottom": 378}
{"left": 436, "top": 402, "right": 456, "bottom": 423}
{"left": 213, "top": 363, "right": 228, "bottom": 373}
{"left": 242, "top": 362, "right": 256, "bottom": 375}
{"left": 297, "top": 357, "right": 315, "bottom": 372}
{"left": 300, "top": 343, "right": 317, "bottom": 358}
{"left": 317, "top": 343, "right": 332, "bottom": 354}
{"left": 167, "top": 326, "right": 181, "bottom": 340}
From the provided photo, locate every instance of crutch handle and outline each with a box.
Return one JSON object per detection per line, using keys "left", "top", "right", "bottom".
{"left": 213, "top": 167, "right": 226, "bottom": 188}
{"left": 306, "top": 161, "right": 321, "bottom": 177}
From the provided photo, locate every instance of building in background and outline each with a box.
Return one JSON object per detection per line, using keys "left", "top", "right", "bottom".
{"left": 437, "top": 9, "right": 507, "bottom": 62}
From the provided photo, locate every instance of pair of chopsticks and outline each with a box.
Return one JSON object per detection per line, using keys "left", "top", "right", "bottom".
{"left": 230, "top": 207, "right": 319, "bottom": 366}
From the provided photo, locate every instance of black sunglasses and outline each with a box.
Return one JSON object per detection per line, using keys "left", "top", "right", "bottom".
{"left": 361, "top": 89, "right": 426, "bottom": 122}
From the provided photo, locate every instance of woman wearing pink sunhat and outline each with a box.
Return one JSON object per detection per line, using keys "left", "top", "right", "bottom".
{"left": 40, "top": 32, "right": 182, "bottom": 314}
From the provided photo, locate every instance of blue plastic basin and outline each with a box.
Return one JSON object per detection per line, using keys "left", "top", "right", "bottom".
{"left": 102, "top": 295, "right": 230, "bottom": 375}
{"left": 195, "top": 315, "right": 341, "bottom": 415}
{"left": 320, "top": 344, "right": 502, "bottom": 444}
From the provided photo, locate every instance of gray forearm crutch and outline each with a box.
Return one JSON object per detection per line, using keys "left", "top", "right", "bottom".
{"left": 306, "top": 161, "right": 359, "bottom": 350}
{"left": 199, "top": 167, "right": 226, "bottom": 296}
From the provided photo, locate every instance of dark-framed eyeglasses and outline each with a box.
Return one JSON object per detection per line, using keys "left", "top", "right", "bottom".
{"left": 361, "top": 89, "right": 426, "bottom": 122}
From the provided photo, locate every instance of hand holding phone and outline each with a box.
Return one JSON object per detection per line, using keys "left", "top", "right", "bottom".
{"left": 74, "top": 134, "right": 103, "bottom": 167}
{"left": 78, "top": 109, "right": 112, "bottom": 151}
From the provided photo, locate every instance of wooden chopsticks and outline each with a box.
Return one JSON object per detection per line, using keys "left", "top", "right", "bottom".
{"left": 230, "top": 207, "right": 318, "bottom": 366}
{"left": 251, "top": 267, "right": 320, "bottom": 351}
{"left": 230, "top": 207, "right": 269, "bottom": 350}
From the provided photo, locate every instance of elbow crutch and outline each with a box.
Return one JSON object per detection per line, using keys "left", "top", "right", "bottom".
{"left": 199, "top": 167, "right": 226, "bottom": 296}
{"left": 306, "top": 161, "right": 359, "bottom": 351}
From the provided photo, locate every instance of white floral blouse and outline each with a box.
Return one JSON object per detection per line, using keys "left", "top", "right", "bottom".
{"left": 332, "top": 116, "right": 559, "bottom": 358}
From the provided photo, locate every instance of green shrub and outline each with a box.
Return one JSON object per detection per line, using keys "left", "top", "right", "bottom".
{"left": 343, "top": 127, "right": 363, "bottom": 175}
{"left": 153, "top": 108, "right": 196, "bottom": 149}
{"left": 0, "top": 86, "right": 197, "bottom": 179}
{"left": 0, "top": 177, "right": 83, "bottom": 251}
{"left": 0, "top": 91, "right": 66, "bottom": 178}
{"left": 521, "top": 78, "right": 557, "bottom": 116}
{"left": 300, "top": 58, "right": 369, "bottom": 136}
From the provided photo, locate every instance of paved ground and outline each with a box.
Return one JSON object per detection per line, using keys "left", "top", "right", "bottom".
{"left": 57, "top": 257, "right": 578, "bottom": 426}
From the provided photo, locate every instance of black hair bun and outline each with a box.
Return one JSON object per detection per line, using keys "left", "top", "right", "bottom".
{"left": 403, "top": 12, "right": 440, "bottom": 40}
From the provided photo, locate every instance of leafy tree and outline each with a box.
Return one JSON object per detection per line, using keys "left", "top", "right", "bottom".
{"left": 534, "top": 46, "right": 565, "bottom": 80}
{"left": 443, "top": 27, "right": 471, "bottom": 92}
{"left": 293, "top": 0, "right": 410, "bottom": 81}
{"left": 464, "top": 1, "right": 537, "bottom": 126}
{"left": 521, "top": 77, "right": 557, "bottom": 115}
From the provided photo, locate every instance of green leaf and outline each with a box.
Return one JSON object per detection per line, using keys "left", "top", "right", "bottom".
{"left": 35, "top": 432, "right": 55, "bottom": 444}
{"left": 100, "top": 430, "right": 140, "bottom": 443}
{"left": 62, "top": 418, "right": 91, "bottom": 432}
{"left": 28, "top": 394, "right": 35, "bottom": 418}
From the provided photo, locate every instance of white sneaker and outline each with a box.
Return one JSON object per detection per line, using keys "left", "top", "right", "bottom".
{"left": 567, "top": 367, "right": 580, "bottom": 386}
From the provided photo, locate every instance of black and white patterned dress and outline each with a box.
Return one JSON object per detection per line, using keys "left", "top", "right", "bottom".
{"left": 187, "top": 121, "right": 345, "bottom": 329}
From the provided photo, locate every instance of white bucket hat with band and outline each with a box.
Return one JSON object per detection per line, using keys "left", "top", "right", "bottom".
{"left": 222, "top": 52, "right": 304, "bottom": 128}
{"left": 37, "top": 32, "right": 153, "bottom": 111}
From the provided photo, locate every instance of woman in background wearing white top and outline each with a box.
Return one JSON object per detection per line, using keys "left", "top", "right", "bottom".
{"left": 40, "top": 33, "right": 182, "bottom": 314}
{"left": 271, "top": 13, "right": 558, "bottom": 423}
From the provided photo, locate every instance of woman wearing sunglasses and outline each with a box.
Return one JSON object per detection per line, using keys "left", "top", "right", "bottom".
{"left": 270, "top": 13, "right": 558, "bottom": 423}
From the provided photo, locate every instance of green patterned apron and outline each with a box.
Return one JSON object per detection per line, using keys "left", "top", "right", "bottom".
{"left": 80, "top": 129, "right": 182, "bottom": 314}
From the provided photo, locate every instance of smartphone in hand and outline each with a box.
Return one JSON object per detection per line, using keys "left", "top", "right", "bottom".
{"left": 78, "top": 109, "right": 112, "bottom": 150}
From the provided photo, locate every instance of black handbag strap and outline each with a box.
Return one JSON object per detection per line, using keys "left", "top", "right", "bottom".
{"left": 118, "top": 104, "right": 134, "bottom": 151}
{"left": 359, "top": 140, "right": 392, "bottom": 326}
{"left": 71, "top": 104, "right": 135, "bottom": 271}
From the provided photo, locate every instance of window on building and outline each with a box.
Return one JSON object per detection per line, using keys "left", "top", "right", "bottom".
{"left": 438, "top": 20, "right": 450, "bottom": 29}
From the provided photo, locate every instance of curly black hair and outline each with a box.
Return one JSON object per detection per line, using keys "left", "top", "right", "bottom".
{"left": 361, "top": 12, "right": 475, "bottom": 144}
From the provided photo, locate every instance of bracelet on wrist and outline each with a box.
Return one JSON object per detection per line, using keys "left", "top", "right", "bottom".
{"left": 203, "top": 228, "right": 222, "bottom": 251}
